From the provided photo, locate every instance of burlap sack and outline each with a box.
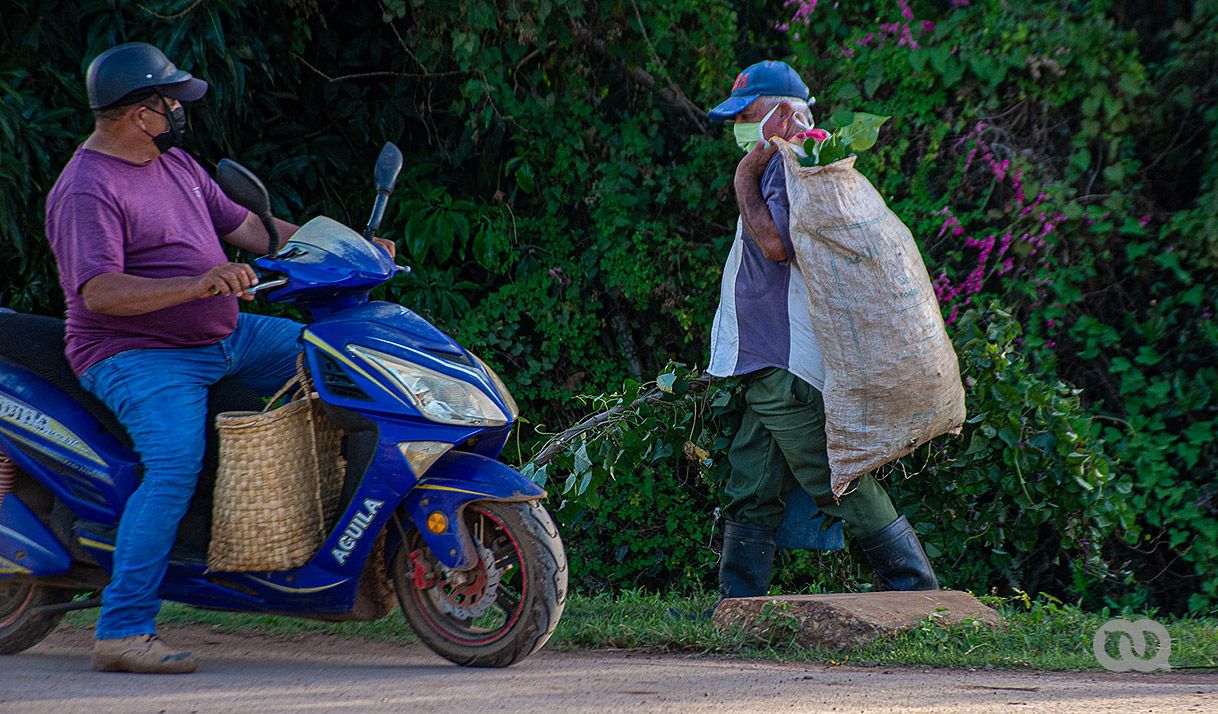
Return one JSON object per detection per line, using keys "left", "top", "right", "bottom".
{"left": 780, "top": 151, "right": 966, "bottom": 496}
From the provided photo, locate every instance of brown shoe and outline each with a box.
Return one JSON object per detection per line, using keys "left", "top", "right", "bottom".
{"left": 92, "top": 634, "right": 197, "bottom": 674}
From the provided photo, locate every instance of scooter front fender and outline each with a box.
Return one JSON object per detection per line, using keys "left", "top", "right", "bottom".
{"left": 403, "top": 451, "right": 545, "bottom": 570}
{"left": 0, "top": 495, "right": 70, "bottom": 577}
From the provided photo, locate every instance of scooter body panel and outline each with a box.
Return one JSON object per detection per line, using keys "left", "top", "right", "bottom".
{"left": 74, "top": 518, "right": 370, "bottom": 614}
{"left": 0, "top": 494, "right": 70, "bottom": 576}
{"left": 403, "top": 450, "right": 546, "bottom": 569}
{"left": 0, "top": 362, "right": 140, "bottom": 523}
{"left": 299, "top": 300, "right": 515, "bottom": 426}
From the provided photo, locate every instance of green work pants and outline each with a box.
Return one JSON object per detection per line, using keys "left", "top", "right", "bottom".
{"left": 723, "top": 367, "right": 898, "bottom": 538}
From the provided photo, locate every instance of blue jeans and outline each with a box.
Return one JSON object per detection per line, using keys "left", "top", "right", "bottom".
{"left": 79, "top": 313, "right": 304, "bottom": 640}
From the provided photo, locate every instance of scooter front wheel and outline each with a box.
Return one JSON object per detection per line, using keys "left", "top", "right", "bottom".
{"left": 392, "top": 500, "right": 567, "bottom": 667}
{"left": 0, "top": 579, "right": 72, "bottom": 655}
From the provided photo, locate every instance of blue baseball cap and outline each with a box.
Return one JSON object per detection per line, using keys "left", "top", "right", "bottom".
{"left": 707, "top": 60, "right": 811, "bottom": 123}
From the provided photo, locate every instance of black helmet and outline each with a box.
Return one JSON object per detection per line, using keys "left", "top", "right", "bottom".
{"left": 86, "top": 42, "right": 208, "bottom": 110}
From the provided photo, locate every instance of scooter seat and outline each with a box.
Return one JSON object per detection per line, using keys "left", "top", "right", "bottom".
{"left": 0, "top": 312, "right": 132, "bottom": 444}
{"left": 0, "top": 312, "right": 263, "bottom": 449}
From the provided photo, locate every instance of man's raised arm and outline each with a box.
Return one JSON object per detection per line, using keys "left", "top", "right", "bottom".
{"left": 733, "top": 143, "right": 788, "bottom": 263}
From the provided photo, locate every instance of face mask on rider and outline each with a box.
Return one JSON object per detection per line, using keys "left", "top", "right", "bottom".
{"left": 733, "top": 104, "right": 812, "bottom": 153}
{"left": 140, "top": 96, "right": 187, "bottom": 154}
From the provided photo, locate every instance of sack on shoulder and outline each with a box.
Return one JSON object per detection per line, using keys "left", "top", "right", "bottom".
{"left": 781, "top": 150, "right": 966, "bottom": 496}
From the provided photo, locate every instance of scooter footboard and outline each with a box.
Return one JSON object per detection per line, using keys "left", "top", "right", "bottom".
{"left": 402, "top": 451, "right": 545, "bottom": 570}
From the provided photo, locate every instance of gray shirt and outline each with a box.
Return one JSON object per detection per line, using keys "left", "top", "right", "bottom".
{"left": 708, "top": 153, "right": 825, "bottom": 388}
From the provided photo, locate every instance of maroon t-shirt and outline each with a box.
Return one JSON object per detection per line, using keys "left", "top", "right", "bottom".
{"left": 45, "top": 146, "right": 249, "bottom": 375}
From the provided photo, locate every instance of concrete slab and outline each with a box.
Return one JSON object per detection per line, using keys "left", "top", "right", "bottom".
{"left": 712, "top": 589, "right": 1002, "bottom": 650}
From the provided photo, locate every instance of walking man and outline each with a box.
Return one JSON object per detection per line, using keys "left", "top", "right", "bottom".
{"left": 706, "top": 60, "right": 938, "bottom": 600}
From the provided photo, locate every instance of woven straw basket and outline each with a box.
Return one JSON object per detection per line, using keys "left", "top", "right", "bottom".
{"left": 208, "top": 360, "right": 346, "bottom": 572}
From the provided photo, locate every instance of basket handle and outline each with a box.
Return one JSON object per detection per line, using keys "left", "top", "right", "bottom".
{"left": 263, "top": 353, "right": 315, "bottom": 412}
{"left": 263, "top": 353, "right": 328, "bottom": 539}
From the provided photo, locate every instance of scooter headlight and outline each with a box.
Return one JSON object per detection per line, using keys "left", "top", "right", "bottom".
{"left": 349, "top": 345, "right": 508, "bottom": 427}
{"left": 470, "top": 353, "right": 519, "bottom": 420}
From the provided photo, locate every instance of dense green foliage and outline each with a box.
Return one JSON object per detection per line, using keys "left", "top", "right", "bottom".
{"left": 1, "top": 1, "right": 1215, "bottom": 611}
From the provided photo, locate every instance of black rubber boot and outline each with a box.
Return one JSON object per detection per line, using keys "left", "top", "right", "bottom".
{"left": 718, "top": 521, "right": 777, "bottom": 599}
{"left": 858, "top": 515, "right": 939, "bottom": 591}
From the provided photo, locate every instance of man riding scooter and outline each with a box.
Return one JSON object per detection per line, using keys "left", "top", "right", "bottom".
{"left": 43, "top": 41, "right": 395, "bottom": 673}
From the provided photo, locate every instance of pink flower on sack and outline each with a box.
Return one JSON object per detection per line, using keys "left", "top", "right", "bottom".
{"left": 793, "top": 127, "right": 830, "bottom": 143}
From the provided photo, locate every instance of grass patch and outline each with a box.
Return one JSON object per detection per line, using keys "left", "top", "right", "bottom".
{"left": 773, "top": 593, "right": 1218, "bottom": 671}
{"left": 64, "top": 591, "right": 1218, "bottom": 671}
{"left": 65, "top": 604, "right": 423, "bottom": 643}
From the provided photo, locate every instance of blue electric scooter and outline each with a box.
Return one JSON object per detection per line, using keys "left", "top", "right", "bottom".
{"left": 0, "top": 144, "right": 566, "bottom": 667}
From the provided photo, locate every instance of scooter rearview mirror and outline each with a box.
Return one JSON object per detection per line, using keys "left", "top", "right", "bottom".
{"left": 364, "top": 142, "right": 403, "bottom": 241}
{"left": 374, "top": 142, "right": 403, "bottom": 194}
{"left": 217, "top": 159, "right": 279, "bottom": 256}
{"left": 217, "top": 159, "right": 271, "bottom": 217}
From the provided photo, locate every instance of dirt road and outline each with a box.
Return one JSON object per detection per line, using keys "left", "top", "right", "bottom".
{"left": 3, "top": 625, "right": 1215, "bottom": 713}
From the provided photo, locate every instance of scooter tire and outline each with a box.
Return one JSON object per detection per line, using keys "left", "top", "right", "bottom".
{"left": 0, "top": 580, "right": 71, "bottom": 655}
{"left": 393, "top": 499, "right": 567, "bottom": 667}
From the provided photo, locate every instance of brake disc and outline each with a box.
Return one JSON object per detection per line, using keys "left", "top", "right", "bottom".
{"left": 433, "top": 544, "right": 502, "bottom": 620}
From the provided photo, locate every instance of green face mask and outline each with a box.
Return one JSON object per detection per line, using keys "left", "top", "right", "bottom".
{"left": 733, "top": 122, "right": 762, "bottom": 153}
{"left": 732, "top": 105, "right": 780, "bottom": 153}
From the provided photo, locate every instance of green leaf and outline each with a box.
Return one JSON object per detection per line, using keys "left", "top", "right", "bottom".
{"left": 1134, "top": 346, "right": 1163, "bottom": 366}
{"left": 574, "top": 441, "right": 592, "bottom": 474}
{"left": 833, "top": 84, "right": 860, "bottom": 102}
{"left": 1027, "top": 433, "right": 1057, "bottom": 452}
{"left": 522, "top": 463, "right": 548, "bottom": 487}
{"left": 964, "top": 433, "right": 989, "bottom": 456}
{"left": 837, "top": 112, "right": 891, "bottom": 152}
{"left": 514, "top": 161, "right": 536, "bottom": 193}
{"left": 472, "top": 225, "right": 497, "bottom": 269}
{"left": 864, "top": 73, "right": 884, "bottom": 98}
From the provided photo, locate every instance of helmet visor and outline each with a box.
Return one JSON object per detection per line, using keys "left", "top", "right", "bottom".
{"left": 155, "top": 77, "right": 208, "bottom": 103}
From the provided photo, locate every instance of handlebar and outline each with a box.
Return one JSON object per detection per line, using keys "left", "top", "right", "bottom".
{"left": 248, "top": 278, "right": 289, "bottom": 296}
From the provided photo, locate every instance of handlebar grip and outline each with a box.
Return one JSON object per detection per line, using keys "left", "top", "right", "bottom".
{"left": 247, "top": 278, "right": 289, "bottom": 296}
